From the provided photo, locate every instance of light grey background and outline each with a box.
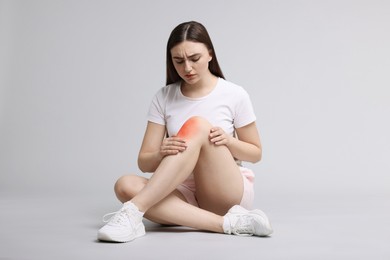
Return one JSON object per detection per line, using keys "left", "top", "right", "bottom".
{"left": 1, "top": 1, "right": 389, "bottom": 259}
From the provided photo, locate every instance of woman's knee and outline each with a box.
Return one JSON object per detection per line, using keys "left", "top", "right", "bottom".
{"left": 114, "top": 175, "right": 147, "bottom": 201}
{"left": 177, "top": 116, "right": 212, "bottom": 139}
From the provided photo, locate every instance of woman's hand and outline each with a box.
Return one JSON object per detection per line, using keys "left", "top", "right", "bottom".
{"left": 160, "top": 136, "right": 187, "bottom": 157}
{"left": 209, "top": 127, "right": 232, "bottom": 146}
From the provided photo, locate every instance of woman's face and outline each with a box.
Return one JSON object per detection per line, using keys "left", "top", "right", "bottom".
{"left": 171, "top": 41, "right": 212, "bottom": 85}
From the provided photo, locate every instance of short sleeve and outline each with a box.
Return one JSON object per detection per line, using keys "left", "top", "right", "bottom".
{"left": 234, "top": 89, "right": 257, "bottom": 128}
{"left": 147, "top": 89, "right": 166, "bottom": 125}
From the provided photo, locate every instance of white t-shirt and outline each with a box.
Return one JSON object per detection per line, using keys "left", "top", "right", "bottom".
{"left": 147, "top": 78, "right": 256, "bottom": 137}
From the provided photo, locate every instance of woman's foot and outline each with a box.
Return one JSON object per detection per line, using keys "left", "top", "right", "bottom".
{"left": 223, "top": 205, "right": 273, "bottom": 236}
{"left": 97, "top": 201, "right": 145, "bottom": 242}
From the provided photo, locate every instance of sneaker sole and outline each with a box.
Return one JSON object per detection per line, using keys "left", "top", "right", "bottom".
{"left": 98, "top": 224, "right": 146, "bottom": 243}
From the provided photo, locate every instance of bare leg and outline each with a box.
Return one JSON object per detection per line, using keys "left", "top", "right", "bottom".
{"left": 130, "top": 116, "right": 243, "bottom": 215}
{"left": 99, "top": 117, "right": 272, "bottom": 241}
{"left": 115, "top": 175, "right": 224, "bottom": 232}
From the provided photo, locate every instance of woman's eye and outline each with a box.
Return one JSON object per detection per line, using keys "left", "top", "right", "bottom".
{"left": 175, "top": 60, "right": 184, "bottom": 64}
{"left": 192, "top": 57, "right": 200, "bottom": 62}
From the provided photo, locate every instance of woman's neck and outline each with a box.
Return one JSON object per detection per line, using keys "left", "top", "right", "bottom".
{"left": 181, "top": 72, "right": 218, "bottom": 98}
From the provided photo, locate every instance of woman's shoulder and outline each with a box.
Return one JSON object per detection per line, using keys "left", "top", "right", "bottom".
{"left": 218, "top": 78, "right": 249, "bottom": 95}
{"left": 154, "top": 81, "right": 181, "bottom": 98}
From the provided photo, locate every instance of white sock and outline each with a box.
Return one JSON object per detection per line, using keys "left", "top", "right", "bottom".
{"left": 124, "top": 201, "right": 145, "bottom": 217}
{"left": 222, "top": 216, "right": 232, "bottom": 234}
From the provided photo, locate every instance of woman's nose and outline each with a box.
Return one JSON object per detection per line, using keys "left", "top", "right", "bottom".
{"left": 184, "top": 61, "right": 192, "bottom": 73}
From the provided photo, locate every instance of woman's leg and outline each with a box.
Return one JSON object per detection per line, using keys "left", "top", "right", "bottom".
{"left": 98, "top": 117, "right": 272, "bottom": 242}
{"left": 130, "top": 116, "right": 243, "bottom": 215}
{"left": 115, "top": 175, "right": 224, "bottom": 232}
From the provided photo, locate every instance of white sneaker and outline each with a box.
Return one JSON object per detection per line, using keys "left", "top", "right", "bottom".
{"left": 97, "top": 201, "right": 145, "bottom": 242}
{"left": 223, "top": 205, "right": 273, "bottom": 236}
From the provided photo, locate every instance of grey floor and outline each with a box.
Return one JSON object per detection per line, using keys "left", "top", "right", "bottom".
{"left": 1, "top": 191, "right": 389, "bottom": 260}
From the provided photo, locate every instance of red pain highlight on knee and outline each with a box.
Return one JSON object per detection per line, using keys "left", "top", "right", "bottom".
{"left": 177, "top": 117, "right": 201, "bottom": 138}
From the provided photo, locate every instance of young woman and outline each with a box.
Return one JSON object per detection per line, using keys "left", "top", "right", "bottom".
{"left": 98, "top": 21, "right": 273, "bottom": 242}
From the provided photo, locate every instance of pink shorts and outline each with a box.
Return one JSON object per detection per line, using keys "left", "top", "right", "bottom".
{"left": 176, "top": 167, "right": 255, "bottom": 210}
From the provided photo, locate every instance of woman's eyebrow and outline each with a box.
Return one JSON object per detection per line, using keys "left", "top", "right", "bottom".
{"left": 173, "top": 53, "right": 201, "bottom": 59}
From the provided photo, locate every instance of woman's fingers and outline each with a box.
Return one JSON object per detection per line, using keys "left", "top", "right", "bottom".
{"left": 209, "top": 127, "right": 229, "bottom": 145}
{"left": 161, "top": 137, "right": 187, "bottom": 156}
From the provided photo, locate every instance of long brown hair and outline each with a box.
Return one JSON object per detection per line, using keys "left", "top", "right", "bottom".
{"left": 166, "top": 21, "right": 225, "bottom": 85}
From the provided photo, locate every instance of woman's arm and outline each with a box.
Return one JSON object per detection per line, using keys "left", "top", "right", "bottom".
{"left": 138, "top": 121, "right": 187, "bottom": 173}
{"left": 209, "top": 122, "right": 262, "bottom": 163}
{"left": 138, "top": 122, "right": 166, "bottom": 173}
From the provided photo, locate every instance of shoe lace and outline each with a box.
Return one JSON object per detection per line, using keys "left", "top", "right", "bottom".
{"left": 102, "top": 211, "right": 119, "bottom": 223}
{"left": 102, "top": 208, "right": 130, "bottom": 226}
{"left": 231, "top": 215, "right": 254, "bottom": 236}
